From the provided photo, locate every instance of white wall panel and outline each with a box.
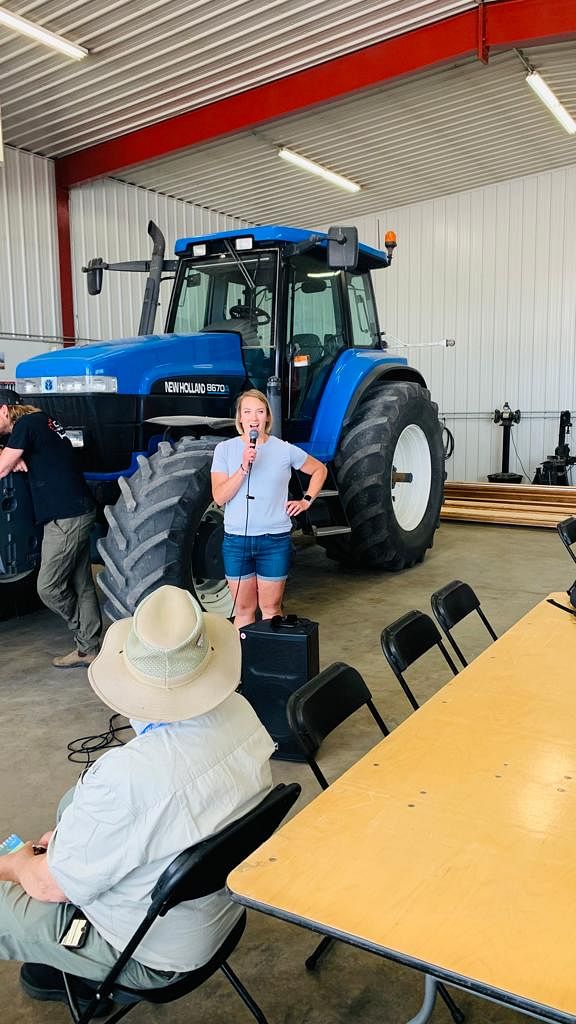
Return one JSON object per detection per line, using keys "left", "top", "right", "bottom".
{"left": 0, "top": 145, "right": 61, "bottom": 379}
{"left": 364, "top": 164, "right": 576, "bottom": 482}
{"left": 70, "top": 179, "right": 251, "bottom": 342}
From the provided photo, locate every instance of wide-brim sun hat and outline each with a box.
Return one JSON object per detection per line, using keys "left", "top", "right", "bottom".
{"left": 88, "top": 585, "right": 241, "bottom": 722}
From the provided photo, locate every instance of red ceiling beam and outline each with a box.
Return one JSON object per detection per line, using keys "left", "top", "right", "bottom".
{"left": 54, "top": 0, "right": 576, "bottom": 190}
{"left": 55, "top": 186, "right": 75, "bottom": 344}
{"left": 55, "top": 10, "right": 478, "bottom": 188}
{"left": 487, "top": 0, "right": 576, "bottom": 49}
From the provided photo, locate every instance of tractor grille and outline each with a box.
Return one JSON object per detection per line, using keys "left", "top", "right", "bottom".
{"left": 32, "top": 394, "right": 140, "bottom": 473}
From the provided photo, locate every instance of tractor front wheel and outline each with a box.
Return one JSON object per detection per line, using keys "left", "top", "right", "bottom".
{"left": 323, "top": 381, "right": 444, "bottom": 570}
{"left": 97, "top": 437, "right": 232, "bottom": 621}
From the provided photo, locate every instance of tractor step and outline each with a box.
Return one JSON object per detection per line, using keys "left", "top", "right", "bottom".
{"left": 312, "top": 525, "right": 352, "bottom": 537}
{"left": 295, "top": 465, "right": 351, "bottom": 539}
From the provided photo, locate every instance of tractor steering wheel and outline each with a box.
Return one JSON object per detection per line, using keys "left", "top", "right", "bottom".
{"left": 229, "top": 304, "right": 271, "bottom": 325}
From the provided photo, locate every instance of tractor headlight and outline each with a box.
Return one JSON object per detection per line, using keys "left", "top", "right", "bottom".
{"left": 17, "top": 376, "right": 118, "bottom": 395}
{"left": 17, "top": 378, "right": 43, "bottom": 394}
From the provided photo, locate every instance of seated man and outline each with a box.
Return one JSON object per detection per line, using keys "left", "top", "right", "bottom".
{"left": 0, "top": 585, "right": 274, "bottom": 1008}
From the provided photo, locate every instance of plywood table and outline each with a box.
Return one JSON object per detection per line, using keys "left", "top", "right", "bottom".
{"left": 228, "top": 593, "right": 576, "bottom": 1023}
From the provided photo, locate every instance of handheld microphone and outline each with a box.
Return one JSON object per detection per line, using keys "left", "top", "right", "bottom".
{"left": 247, "top": 429, "right": 258, "bottom": 500}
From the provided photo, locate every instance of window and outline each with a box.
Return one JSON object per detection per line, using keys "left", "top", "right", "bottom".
{"left": 169, "top": 251, "right": 277, "bottom": 390}
{"left": 170, "top": 252, "right": 277, "bottom": 360}
{"left": 346, "top": 272, "right": 379, "bottom": 347}
{"left": 286, "top": 257, "right": 346, "bottom": 420}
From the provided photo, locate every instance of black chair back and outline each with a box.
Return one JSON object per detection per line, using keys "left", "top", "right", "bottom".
{"left": 76, "top": 783, "right": 302, "bottom": 1017}
{"left": 381, "top": 610, "right": 459, "bottom": 711}
{"left": 287, "top": 662, "right": 389, "bottom": 789}
{"left": 154, "top": 783, "right": 301, "bottom": 916}
{"left": 558, "top": 517, "right": 576, "bottom": 565}
{"left": 431, "top": 580, "right": 497, "bottom": 667}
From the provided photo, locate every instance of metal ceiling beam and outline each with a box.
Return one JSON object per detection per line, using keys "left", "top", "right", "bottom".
{"left": 54, "top": 0, "right": 576, "bottom": 190}
{"left": 54, "top": 0, "right": 576, "bottom": 338}
{"left": 55, "top": 185, "right": 75, "bottom": 344}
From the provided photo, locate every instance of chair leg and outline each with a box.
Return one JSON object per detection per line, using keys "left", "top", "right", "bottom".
{"left": 406, "top": 974, "right": 438, "bottom": 1024}
{"left": 437, "top": 982, "right": 465, "bottom": 1024}
{"left": 220, "top": 961, "right": 270, "bottom": 1024}
{"left": 64, "top": 974, "right": 136, "bottom": 1024}
{"left": 305, "top": 935, "right": 334, "bottom": 971}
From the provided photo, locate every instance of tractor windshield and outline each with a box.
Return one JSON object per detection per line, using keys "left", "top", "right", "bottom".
{"left": 168, "top": 250, "right": 277, "bottom": 388}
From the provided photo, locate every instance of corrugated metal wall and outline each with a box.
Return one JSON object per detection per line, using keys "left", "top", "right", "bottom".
{"left": 5, "top": 145, "right": 576, "bottom": 486}
{"left": 0, "top": 145, "right": 61, "bottom": 378}
{"left": 70, "top": 179, "right": 251, "bottom": 341}
{"left": 353, "top": 163, "right": 576, "bottom": 483}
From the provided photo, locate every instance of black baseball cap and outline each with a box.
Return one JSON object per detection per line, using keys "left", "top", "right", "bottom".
{"left": 0, "top": 388, "right": 23, "bottom": 406}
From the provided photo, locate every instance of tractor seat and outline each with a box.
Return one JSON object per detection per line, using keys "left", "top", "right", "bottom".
{"left": 292, "top": 333, "right": 323, "bottom": 364}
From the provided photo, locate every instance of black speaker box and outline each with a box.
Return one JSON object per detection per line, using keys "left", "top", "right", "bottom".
{"left": 240, "top": 617, "right": 320, "bottom": 761}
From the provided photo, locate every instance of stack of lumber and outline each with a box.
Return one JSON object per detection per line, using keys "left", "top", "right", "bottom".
{"left": 442, "top": 482, "right": 576, "bottom": 528}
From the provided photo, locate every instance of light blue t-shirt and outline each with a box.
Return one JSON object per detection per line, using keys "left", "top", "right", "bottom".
{"left": 211, "top": 435, "right": 308, "bottom": 535}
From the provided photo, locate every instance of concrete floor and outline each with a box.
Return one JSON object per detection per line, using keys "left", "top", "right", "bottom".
{"left": 0, "top": 521, "right": 571, "bottom": 1024}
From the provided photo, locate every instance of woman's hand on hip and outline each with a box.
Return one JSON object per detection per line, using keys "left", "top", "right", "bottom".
{"left": 286, "top": 498, "right": 310, "bottom": 517}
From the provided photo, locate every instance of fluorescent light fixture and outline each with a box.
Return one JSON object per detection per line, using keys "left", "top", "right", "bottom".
{"left": 526, "top": 71, "right": 576, "bottom": 135}
{"left": 0, "top": 6, "right": 88, "bottom": 60}
{"left": 278, "top": 147, "right": 360, "bottom": 193}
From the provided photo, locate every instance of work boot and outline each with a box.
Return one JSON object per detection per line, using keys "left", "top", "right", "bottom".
{"left": 52, "top": 649, "right": 97, "bottom": 669}
{"left": 20, "top": 963, "right": 113, "bottom": 1017}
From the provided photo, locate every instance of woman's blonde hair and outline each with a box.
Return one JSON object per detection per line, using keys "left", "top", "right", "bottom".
{"left": 234, "top": 389, "right": 273, "bottom": 435}
{"left": 7, "top": 404, "right": 41, "bottom": 425}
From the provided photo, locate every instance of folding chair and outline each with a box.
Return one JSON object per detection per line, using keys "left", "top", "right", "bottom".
{"left": 381, "top": 610, "right": 459, "bottom": 711}
{"left": 286, "top": 663, "right": 463, "bottom": 1024}
{"left": 287, "top": 661, "right": 389, "bottom": 789}
{"left": 556, "top": 517, "right": 576, "bottom": 608}
{"left": 431, "top": 580, "right": 497, "bottom": 668}
{"left": 43, "top": 783, "right": 301, "bottom": 1024}
{"left": 557, "top": 517, "right": 576, "bottom": 562}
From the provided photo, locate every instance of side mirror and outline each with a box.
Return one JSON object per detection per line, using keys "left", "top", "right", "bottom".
{"left": 327, "top": 226, "right": 358, "bottom": 271}
{"left": 83, "top": 258, "right": 104, "bottom": 296}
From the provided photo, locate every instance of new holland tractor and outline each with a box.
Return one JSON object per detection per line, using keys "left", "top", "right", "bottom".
{"left": 0, "top": 223, "right": 444, "bottom": 621}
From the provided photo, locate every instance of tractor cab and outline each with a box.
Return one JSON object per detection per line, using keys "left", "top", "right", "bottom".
{"left": 165, "top": 225, "right": 392, "bottom": 441}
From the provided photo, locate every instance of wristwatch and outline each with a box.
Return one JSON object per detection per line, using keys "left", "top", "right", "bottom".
{"left": 303, "top": 493, "right": 313, "bottom": 504}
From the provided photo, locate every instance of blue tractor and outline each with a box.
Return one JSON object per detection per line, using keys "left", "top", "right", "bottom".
{"left": 3, "top": 223, "right": 444, "bottom": 620}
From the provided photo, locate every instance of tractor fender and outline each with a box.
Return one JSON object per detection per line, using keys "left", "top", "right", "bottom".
{"left": 305, "top": 350, "right": 427, "bottom": 461}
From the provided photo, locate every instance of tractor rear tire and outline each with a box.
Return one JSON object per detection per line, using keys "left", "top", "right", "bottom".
{"left": 0, "top": 570, "right": 41, "bottom": 621}
{"left": 322, "top": 381, "right": 444, "bottom": 570}
{"left": 97, "top": 436, "right": 231, "bottom": 621}
{"left": 0, "top": 472, "right": 42, "bottom": 621}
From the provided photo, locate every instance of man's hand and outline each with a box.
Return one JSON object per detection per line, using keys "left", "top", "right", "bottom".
{"left": 0, "top": 445, "right": 25, "bottom": 480}
{"left": 36, "top": 830, "right": 55, "bottom": 849}
{"left": 0, "top": 841, "right": 67, "bottom": 902}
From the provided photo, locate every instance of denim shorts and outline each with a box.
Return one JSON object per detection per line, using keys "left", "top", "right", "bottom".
{"left": 223, "top": 532, "right": 292, "bottom": 582}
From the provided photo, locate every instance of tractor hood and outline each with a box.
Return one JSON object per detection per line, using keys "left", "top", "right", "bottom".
{"left": 15, "top": 332, "right": 247, "bottom": 395}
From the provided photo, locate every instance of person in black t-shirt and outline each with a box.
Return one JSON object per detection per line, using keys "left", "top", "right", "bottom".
{"left": 0, "top": 389, "right": 101, "bottom": 668}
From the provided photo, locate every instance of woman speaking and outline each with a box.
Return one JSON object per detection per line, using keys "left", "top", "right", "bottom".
{"left": 211, "top": 389, "right": 327, "bottom": 627}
